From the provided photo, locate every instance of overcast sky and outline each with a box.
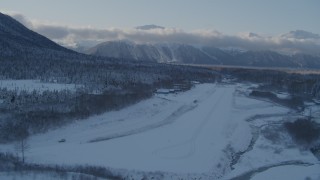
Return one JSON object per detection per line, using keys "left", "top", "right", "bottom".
{"left": 1, "top": 0, "right": 319, "bottom": 34}
{"left": 1, "top": 0, "right": 319, "bottom": 55}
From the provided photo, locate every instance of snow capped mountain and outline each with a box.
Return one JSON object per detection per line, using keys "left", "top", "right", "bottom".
{"left": 281, "top": 30, "right": 320, "bottom": 40}
{"left": 87, "top": 40, "right": 320, "bottom": 68}
{"left": 87, "top": 41, "right": 220, "bottom": 64}
{"left": 2, "top": 11, "right": 320, "bottom": 69}
{"left": 240, "top": 32, "right": 262, "bottom": 38}
{"left": 220, "top": 47, "right": 247, "bottom": 56}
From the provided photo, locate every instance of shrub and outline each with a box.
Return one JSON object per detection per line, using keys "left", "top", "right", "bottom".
{"left": 250, "top": 90, "right": 277, "bottom": 99}
{"left": 284, "top": 119, "right": 320, "bottom": 145}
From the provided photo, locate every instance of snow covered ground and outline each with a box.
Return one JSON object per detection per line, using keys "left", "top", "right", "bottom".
{"left": 0, "top": 80, "right": 82, "bottom": 93}
{"left": 275, "top": 92, "right": 290, "bottom": 99}
{"left": 251, "top": 164, "right": 320, "bottom": 180}
{"left": 0, "top": 171, "right": 105, "bottom": 180}
{"left": 0, "top": 83, "right": 319, "bottom": 179}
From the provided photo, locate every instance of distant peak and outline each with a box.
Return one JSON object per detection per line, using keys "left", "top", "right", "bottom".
{"left": 282, "top": 30, "right": 320, "bottom": 39}
{"left": 248, "top": 32, "right": 260, "bottom": 38}
{"left": 136, "top": 24, "right": 165, "bottom": 30}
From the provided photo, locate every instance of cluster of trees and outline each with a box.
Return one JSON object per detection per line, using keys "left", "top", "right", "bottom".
{"left": 0, "top": 152, "right": 123, "bottom": 179}
{"left": 219, "top": 67, "right": 320, "bottom": 100}
{"left": 0, "top": 54, "right": 219, "bottom": 143}
{"left": 0, "top": 53, "right": 217, "bottom": 86}
{"left": 284, "top": 118, "right": 320, "bottom": 147}
{"left": 214, "top": 67, "right": 320, "bottom": 155}
{"left": 0, "top": 88, "right": 77, "bottom": 111}
{"left": 1, "top": 150, "right": 169, "bottom": 180}
{"left": 249, "top": 90, "right": 304, "bottom": 110}
{"left": 311, "top": 81, "right": 320, "bottom": 99}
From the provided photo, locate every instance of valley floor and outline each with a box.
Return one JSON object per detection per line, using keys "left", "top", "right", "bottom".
{"left": 0, "top": 82, "right": 319, "bottom": 179}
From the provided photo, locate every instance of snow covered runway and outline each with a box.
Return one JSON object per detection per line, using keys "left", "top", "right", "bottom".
{"left": 3, "top": 83, "right": 316, "bottom": 179}
{"left": 27, "top": 84, "right": 244, "bottom": 174}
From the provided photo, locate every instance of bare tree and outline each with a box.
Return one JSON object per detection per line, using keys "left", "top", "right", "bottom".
{"left": 14, "top": 127, "right": 30, "bottom": 163}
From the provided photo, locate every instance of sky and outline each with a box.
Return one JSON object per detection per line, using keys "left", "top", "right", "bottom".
{"left": 1, "top": 0, "right": 319, "bottom": 34}
{"left": 1, "top": 0, "right": 319, "bottom": 54}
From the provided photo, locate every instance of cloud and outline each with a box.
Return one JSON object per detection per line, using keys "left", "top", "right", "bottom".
{"left": 282, "top": 30, "right": 320, "bottom": 40}
{"left": 3, "top": 11, "right": 320, "bottom": 55}
{"left": 2, "top": 11, "right": 33, "bottom": 28}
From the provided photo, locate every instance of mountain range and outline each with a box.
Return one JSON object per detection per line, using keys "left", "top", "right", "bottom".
{"left": 86, "top": 40, "right": 320, "bottom": 68}
{"left": 1, "top": 11, "right": 320, "bottom": 69}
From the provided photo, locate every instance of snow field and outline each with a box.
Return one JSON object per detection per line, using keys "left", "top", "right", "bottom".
{"left": 1, "top": 82, "right": 318, "bottom": 179}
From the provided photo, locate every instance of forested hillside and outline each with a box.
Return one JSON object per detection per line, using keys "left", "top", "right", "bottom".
{"left": 0, "top": 12, "right": 219, "bottom": 142}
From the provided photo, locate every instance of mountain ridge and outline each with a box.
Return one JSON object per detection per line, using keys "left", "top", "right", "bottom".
{"left": 2, "top": 11, "right": 320, "bottom": 69}
{"left": 0, "top": 12, "right": 75, "bottom": 60}
{"left": 87, "top": 40, "right": 320, "bottom": 69}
